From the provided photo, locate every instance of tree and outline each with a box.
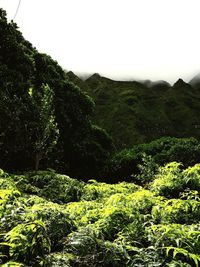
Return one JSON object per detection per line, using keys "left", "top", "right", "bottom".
{"left": 28, "top": 84, "right": 59, "bottom": 170}
{"left": 0, "top": 9, "right": 113, "bottom": 178}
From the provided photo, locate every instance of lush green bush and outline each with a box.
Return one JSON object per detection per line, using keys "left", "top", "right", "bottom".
{"left": 151, "top": 162, "right": 200, "bottom": 198}
{"left": 1, "top": 262, "right": 27, "bottom": 267}
{"left": 146, "top": 223, "right": 200, "bottom": 266}
{"left": 1, "top": 221, "right": 50, "bottom": 266}
{"left": 81, "top": 180, "right": 140, "bottom": 201}
{"left": 0, "top": 189, "right": 26, "bottom": 232}
{"left": 106, "top": 137, "right": 200, "bottom": 183}
{"left": 1, "top": 166, "right": 200, "bottom": 266}
{"left": 152, "top": 198, "right": 200, "bottom": 224}
{"left": 64, "top": 227, "right": 130, "bottom": 267}
{"left": 66, "top": 200, "right": 103, "bottom": 227}
{"left": 14, "top": 170, "right": 84, "bottom": 203}
{"left": 45, "top": 252, "right": 73, "bottom": 267}
{"left": 28, "top": 202, "right": 75, "bottom": 251}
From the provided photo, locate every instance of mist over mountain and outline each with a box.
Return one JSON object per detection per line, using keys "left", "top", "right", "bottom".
{"left": 66, "top": 71, "right": 200, "bottom": 149}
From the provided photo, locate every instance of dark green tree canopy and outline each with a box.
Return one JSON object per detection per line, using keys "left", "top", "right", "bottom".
{"left": 0, "top": 8, "right": 113, "bottom": 178}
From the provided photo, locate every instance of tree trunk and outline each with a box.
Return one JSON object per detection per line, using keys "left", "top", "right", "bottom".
{"left": 35, "top": 153, "right": 42, "bottom": 171}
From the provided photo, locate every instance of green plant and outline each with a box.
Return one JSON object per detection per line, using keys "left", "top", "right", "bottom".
{"left": 28, "top": 202, "right": 75, "bottom": 250}
{"left": 146, "top": 224, "right": 200, "bottom": 266}
{"left": 14, "top": 171, "right": 84, "bottom": 203}
{"left": 152, "top": 198, "right": 200, "bottom": 224}
{"left": 1, "top": 221, "right": 50, "bottom": 266}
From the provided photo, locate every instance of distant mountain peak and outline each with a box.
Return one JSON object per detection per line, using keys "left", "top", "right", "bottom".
{"left": 86, "top": 73, "right": 101, "bottom": 81}
{"left": 173, "top": 78, "right": 187, "bottom": 87}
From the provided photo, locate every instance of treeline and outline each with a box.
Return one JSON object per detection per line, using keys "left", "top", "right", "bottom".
{"left": 0, "top": 9, "right": 113, "bottom": 179}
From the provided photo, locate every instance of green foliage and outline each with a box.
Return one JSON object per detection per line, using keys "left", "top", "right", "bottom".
{"left": 45, "top": 252, "right": 73, "bottom": 267}
{"left": 152, "top": 198, "right": 200, "bottom": 224}
{"left": 14, "top": 170, "right": 84, "bottom": 203}
{"left": 0, "top": 167, "right": 200, "bottom": 266}
{"left": 150, "top": 162, "right": 184, "bottom": 197}
{"left": 146, "top": 223, "right": 200, "bottom": 266}
{"left": 80, "top": 73, "right": 200, "bottom": 150}
{"left": 0, "top": 189, "right": 25, "bottom": 232}
{"left": 81, "top": 180, "right": 140, "bottom": 201}
{"left": 167, "top": 260, "right": 192, "bottom": 267}
{"left": 1, "top": 262, "right": 27, "bottom": 267}
{"left": 1, "top": 221, "right": 50, "bottom": 266}
{"left": 66, "top": 200, "right": 103, "bottom": 227}
{"left": 107, "top": 137, "right": 200, "bottom": 182}
{"left": 28, "top": 202, "right": 75, "bottom": 250}
{"left": 151, "top": 162, "right": 200, "bottom": 198}
{"left": 65, "top": 227, "right": 130, "bottom": 267}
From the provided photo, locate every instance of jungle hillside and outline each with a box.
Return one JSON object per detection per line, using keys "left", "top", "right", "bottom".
{"left": 1, "top": 8, "right": 200, "bottom": 267}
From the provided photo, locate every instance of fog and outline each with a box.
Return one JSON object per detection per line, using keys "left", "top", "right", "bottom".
{"left": 1, "top": 0, "right": 200, "bottom": 84}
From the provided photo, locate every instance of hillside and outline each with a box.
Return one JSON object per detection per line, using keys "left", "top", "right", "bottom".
{"left": 67, "top": 72, "right": 200, "bottom": 150}
{"left": 1, "top": 6, "right": 200, "bottom": 267}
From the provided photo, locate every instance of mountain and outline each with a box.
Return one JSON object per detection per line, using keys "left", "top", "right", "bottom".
{"left": 67, "top": 72, "right": 200, "bottom": 150}
{"left": 189, "top": 73, "right": 200, "bottom": 89}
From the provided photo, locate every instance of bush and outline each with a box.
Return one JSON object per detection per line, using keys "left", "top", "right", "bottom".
{"left": 64, "top": 227, "right": 130, "bottom": 267}
{"left": 14, "top": 170, "right": 84, "bottom": 203}
{"left": 146, "top": 223, "right": 200, "bottom": 266}
{"left": 150, "top": 163, "right": 200, "bottom": 198}
{"left": 106, "top": 137, "right": 200, "bottom": 182}
{"left": 66, "top": 200, "right": 103, "bottom": 227}
{"left": 45, "top": 252, "right": 73, "bottom": 267}
{"left": 0, "top": 189, "right": 26, "bottom": 232}
{"left": 1, "top": 221, "right": 50, "bottom": 266}
{"left": 81, "top": 180, "right": 140, "bottom": 201}
{"left": 28, "top": 202, "right": 76, "bottom": 251}
{"left": 152, "top": 198, "right": 200, "bottom": 224}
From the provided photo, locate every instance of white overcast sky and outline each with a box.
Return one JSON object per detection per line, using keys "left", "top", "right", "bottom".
{"left": 1, "top": 0, "right": 200, "bottom": 84}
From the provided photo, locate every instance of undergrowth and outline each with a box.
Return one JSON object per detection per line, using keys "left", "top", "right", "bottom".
{"left": 0, "top": 163, "right": 200, "bottom": 266}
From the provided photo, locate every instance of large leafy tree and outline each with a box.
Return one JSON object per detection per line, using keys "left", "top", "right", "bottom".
{"left": 28, "top": 84, "right": 59, "bottom": 170}
{"left": 33, "top": 53, "right": 114, "bottom": 179}
{"left": 0, "top": 9, "right": 113, "bottom": 178}
{"left": 0, "top": 8, "right": 35, "bottom": 170}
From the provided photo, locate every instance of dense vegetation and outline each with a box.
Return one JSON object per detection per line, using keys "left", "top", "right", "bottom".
{"left": 106, "top": 137, "right": 200, "bottom": 182}
{"left": 1, "top": 7, "right": 200, "bottom": 267}
{"left": 0, "top": 8, "right": 113, "bottom": 180}
{"left": 1, "top": 164, "right": 200, "bottom": 266}
{"left": 67, "top": 72, "right": 200, "bottom": 150}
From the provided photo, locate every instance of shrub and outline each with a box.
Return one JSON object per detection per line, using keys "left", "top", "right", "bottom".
{"left": 152, "top": 198, "right": 200, "bottom": 224}
{"left": 65, "top": 227, "right": 130, "bottom": 267}
{"left": 27, "top": 202, "right": 75, "bottom": 251}
{"left": 81, "top": 180, "right": 140, "bottom": 201}
{"left": 14, "top": 170, "right": 84, "bottom": 203}
{"left": 1, "top": 262, "right": 27, "bottom": 267}
{"left": 66, "top": 200, "right": 103, "bottom": 227}
{"left": 106, "top": 137, "right": 200, "bottom": 182}
{"left": 0, "top": 189, "right": 26, "bottom": 232}
{"left": 1, "top": 221, "right": 50, "bottom": 266}
{"left": 151, "top": 163, "right": 200, "bottom": 198}
{"left": 146, "top": 223, "right": 200, "bottom": 266}
{"left": 150, "top": 162, "right": 184, "bottom": 197}
{"left": 45, "top": 252, "right": 73, "bottom": 267}
{"left": 93, "top": 207, "right": 135, "bottom": 240}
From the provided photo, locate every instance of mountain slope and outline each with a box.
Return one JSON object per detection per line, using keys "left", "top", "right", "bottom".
{"left": 67, "top": 72, "right": 200, "bottom": 149}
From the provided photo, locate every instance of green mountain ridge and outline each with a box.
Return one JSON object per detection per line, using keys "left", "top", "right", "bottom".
{"left": 67, "top": 72, "right": 200, "bottom": 149}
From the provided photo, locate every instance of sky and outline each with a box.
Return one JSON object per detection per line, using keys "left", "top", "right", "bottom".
{"left": 1, "top": 0, "right": 200, "bottom": 84}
